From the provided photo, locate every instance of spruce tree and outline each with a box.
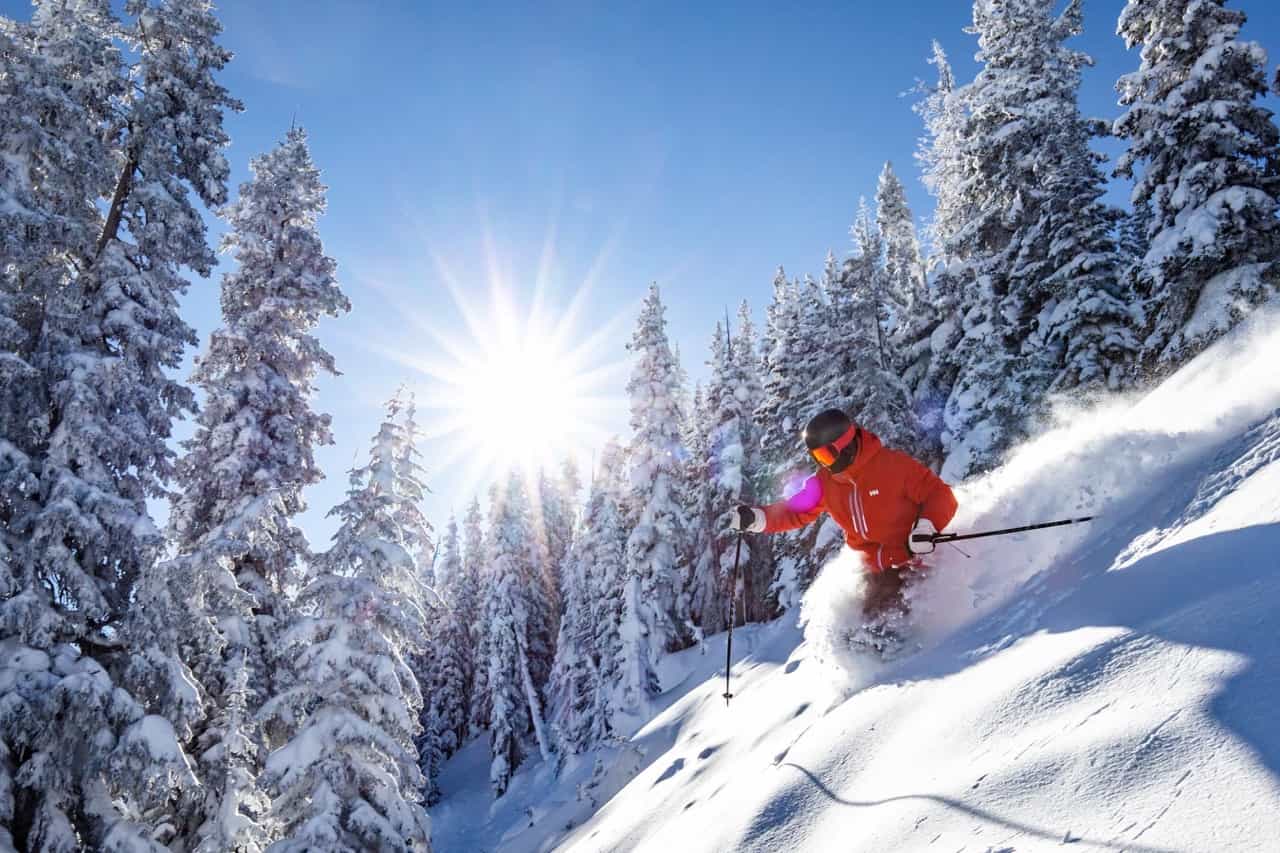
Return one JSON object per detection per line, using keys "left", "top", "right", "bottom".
{"left": 934, "top": 0, "right": 1134, "bottom": 477}
{"left": 1, "top": 2, "right": 239, "bottom": 847}
{"left": 754, "top": 268, "right": 803, "bottom": 469}
{"left": 913, "top": 39, "right": 970, "bottom": 452}
{"left": 585, "top": 441, "right": 632, "bottom": 736}
{"left": 261, "top": 393, "right": 433, "bottom": 852}
{"left": 620, "top": 284, "right": 688, "bottom": 708}
{"left": 547, "top": 479, "right": 611, "bottom": 758}
{"left": 463, "top": 498, "right": 492, "bottom": 737}
{"left": 876, "top": 162, "right": 941, "bottom": 446}
{"left": 686, "top": 325, "right": 733, "bottom": 636}
{"left": 876, "top": 162, "right": 928, "bottom": 321}
{"left": 418, "top": 516, "right": 471, "bottom": 803}
{"left": 1115, "top": 0, "right": 1280, "bottom": 372}
{"left": 679, "top": 384, "right": 718, "bottom": 636}
{"left": 164, "top": 127, "right": 347, "bottom": 852}
{"left": 485, "top": 473, "right": 554, "bottom": 795}
{"left": 729, "top": 303, "right": 774, "bottom": 623}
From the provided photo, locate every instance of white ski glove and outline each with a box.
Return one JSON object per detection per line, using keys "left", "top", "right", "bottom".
{"left": 908, "top": 518, "right": 938, "bottom": 555}
{"left": 729, "top": 505, "right": 767, "bottom": 533}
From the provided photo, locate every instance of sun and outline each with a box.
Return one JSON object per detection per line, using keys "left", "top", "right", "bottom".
{"left": 456, "top": 325, "right": 597, "bottom": 468}
{"left": 398, "top": 270, "right": 632, "bottom": 500}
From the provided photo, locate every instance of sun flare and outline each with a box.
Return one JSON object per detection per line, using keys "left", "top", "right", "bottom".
{"left": 457, "top": 328, "right": 596, "bottom": 467}
{"left": 398, "top": 269, "right": 631, "bottom": 500}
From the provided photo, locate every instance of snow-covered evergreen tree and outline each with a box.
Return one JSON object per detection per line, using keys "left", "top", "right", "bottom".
{"left": 877, "top": 162, "right": 928, "bottom": 321}
{"left": 876, "top": 162, "right": 940, "bottom": 440}
{"left": 912, "top": 39, "right": 971, "bottom": 454}
{"left": 532, "top": 463, "right": 577, "bottom": 645}
{"left": 729, "top": 304, "right": 773, "bottom": 623}
{"left": 0, "top": 2, "right": 240, "bottom": 847}
{"left": 463, "top": 498, "right": 493, "bottom": 737}
{"left": 765, "top": 269, "right": 843, "bottom": 605}
{"left": 932, "top": 0, "right": 1135, "bottom": 477}
{"left": 585, "top": 441, "right": 633, "bottom": 736}
{"left": 620, "top": 284, "right": 689, "bottom": 707}
{"left": 485, "top": 472, "right": 555, "bottom": 796}
{"left": 261, "top": 393, "right": 433, "bottom": 852}
{"left": 0, "top": 1, "right": 119, "bottom": 328}
{"left": 1114, "top": 0, "right": 1280, "bottom": 372}
{"left": 163, "top": 126, "right": 348, "bottom": 852}
{"left": 418, "top": 515, "right": 471, "bottom": 803}
{"left": 754, "top": 268, "right": 802, "bottom": 468}
{"left": 678, "top": 382, "right": 717, "bottom": 638}
{"left": 546, "top": 530, "right": 599, "bottom": 758}
{"left": 685, "top": 325, "right": 733, "bottom": 636}
{"left": 842, "top": 208, "right": 925, "bottom": 459}
{"left": 914, "top": 39, "right": 969, "bottom": 266}
{"left": 547, "top": 454, "right": 620, "bottom": 756}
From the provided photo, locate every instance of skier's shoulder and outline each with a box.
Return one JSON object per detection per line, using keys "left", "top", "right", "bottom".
{"left": 870, "top": 442, "right": 932, "bottom": 478}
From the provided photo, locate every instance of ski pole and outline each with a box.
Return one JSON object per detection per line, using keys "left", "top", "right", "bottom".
{"left": 723, "top": 533, "right": 744, "bottom": 707}
{"left": 913, "top": 516, "right": 1095, "bottom": 547}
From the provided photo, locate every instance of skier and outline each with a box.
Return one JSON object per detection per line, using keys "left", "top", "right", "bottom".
{"left": 730, "top": 408, "right": 958, "bottom": 649}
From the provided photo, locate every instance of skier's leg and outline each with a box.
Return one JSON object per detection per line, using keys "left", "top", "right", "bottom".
{"left": 861, "top": 567, "right": 907, "bottom": 623}
{"left": 854, "top": 568, "right": 910, "bottom": 655}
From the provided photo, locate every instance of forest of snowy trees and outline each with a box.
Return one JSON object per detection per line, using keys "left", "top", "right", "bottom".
{"left": 2, "top": 0, "right": 1280, "bottom": 850}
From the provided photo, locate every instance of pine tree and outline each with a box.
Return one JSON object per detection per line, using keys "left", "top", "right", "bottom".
{"left": 418, "top": 516, "right": 471, "bottom": 803}
{"left": 914, "top": 40, "right": 968, "bottom": 265}
{"left": 754, "top": 268, "right": 802, "bottom": 469}
{"left": 164, "top": 126, "right": 348, "bottom": 852}
{"left": 1114, "top": 0, "right": 1280, "bottom": 372}
{"left": 584, "top": 441, "right": 632, "bottom": 736}
{"left": 685, "top": 325, "right": 733, "bottom": 636}
{"left": 913, "top": 40, "right": 970, "bottom": 455}
{"left": 765, "top": 270, "right": 838, "bottom": 606}
{"left": 679, "top": 383, "right": 718, "bottom": 636}
{"left": 261, "top": 393, "right": 433, "bottom": 852}
{"left": 729, "top": 304, "right": 773, "bottom": 623}
{"left": 485, "top": 473, "right": 554, "bottom": 796}
{"left": 620, "top": 284, "right": 689, "bottom": 708}
{"left": 934, "top": 0, "right": 1134, "bottom": 477}
{"left": 532, "top": 463, "right": 577, "bottom": 646}
{"left": 0, "top": 0, "right": 119, "bottom": 349}
{"left": 877, "top": 162, "right": 928, "bottom": 320}
{"left": 1, "top": 2, "right": 239, "bottom": 847}
{"left": 876, "top": 162, "right": 941, "bottom": 443}
{"left": 463, "top": 498, "right": 492, "bottom": 737}
{"left": 547, "top": 456, "right": 616, "bottom": 757}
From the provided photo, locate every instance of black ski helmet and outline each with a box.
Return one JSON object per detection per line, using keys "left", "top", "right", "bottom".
{"left": 803, "top": 408, "right": 858, "bottom": 473}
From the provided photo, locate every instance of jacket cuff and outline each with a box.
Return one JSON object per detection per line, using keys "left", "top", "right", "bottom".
{"left": 748, "top": 507, "right": 767, "bottom": 533}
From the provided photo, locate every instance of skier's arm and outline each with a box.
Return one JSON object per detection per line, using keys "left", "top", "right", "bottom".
{"left": 903, "top": 456, "right": 958, "bottom": 531}
{"left": 760, "top": 475, "right": 825, "bottom": 533}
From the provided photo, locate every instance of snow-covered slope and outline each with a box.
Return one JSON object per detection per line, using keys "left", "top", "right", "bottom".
{"left": 432, "top": 307, "right": 1280, "bottom": 853}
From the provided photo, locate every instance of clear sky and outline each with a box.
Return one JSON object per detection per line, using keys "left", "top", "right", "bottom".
{"left": 7, "top": 0, "right": 1280, "bottom": 551}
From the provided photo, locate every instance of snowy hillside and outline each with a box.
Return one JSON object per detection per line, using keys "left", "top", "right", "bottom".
{"left": 431, "top": 306, "right": 1280, "bottom": 852}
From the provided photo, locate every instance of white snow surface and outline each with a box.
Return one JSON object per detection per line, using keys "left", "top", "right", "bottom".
{"left": 432, "top": 305, "right": 1280, "bottom": 852}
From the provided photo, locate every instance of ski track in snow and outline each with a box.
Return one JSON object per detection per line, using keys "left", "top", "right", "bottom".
{"left": 431, "top": 305, "right": 1280, "bottom": 853}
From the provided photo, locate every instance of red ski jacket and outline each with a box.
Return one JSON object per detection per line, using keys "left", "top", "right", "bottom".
{"left": 762, "top": 428, "right": 957, "bottom": 573}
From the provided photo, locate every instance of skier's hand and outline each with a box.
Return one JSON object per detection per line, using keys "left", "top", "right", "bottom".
{"left": 729, "top": 505, "right": 766, "bottom": 533}
{"left": 908, "top": 518, "right": 938, "bottom": 555}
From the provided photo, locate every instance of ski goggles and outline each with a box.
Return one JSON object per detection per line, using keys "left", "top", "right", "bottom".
{"left": 809, "top": 425, "right": 859, "bottom": 467}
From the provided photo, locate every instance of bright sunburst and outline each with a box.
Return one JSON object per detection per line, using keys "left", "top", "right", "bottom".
{"left": 390, "top": 247, "right": 633, "bottom": 501}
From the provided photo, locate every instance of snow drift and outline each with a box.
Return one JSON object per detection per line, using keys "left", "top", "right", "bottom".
{"left": 432, "top": 305, "right": 1280, "bottom": 852}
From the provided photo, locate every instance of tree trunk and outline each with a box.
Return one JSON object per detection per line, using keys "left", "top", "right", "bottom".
{"left": 517, "top": 638, "right": 552, "bottom": 762}
{"left": 95, "top": 150, "right": 137, "bottom": 259}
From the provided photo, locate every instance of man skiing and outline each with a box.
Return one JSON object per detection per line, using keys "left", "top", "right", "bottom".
{"left": 730, "top": 408, "right": 957, "bottom": 648}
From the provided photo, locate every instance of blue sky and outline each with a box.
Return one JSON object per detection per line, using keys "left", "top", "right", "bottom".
{"left": 7, "top": 0, "right": 1280, "bottom": 550}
